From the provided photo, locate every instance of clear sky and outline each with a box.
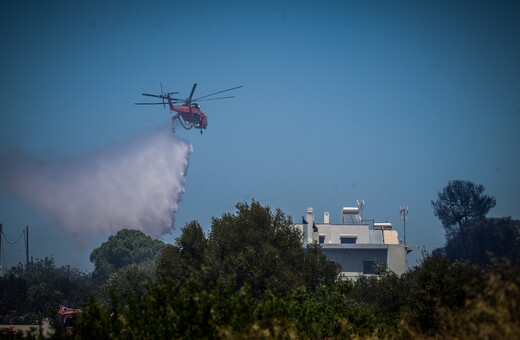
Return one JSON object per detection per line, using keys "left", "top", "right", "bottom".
{"left": 1, "top": 0, "right": 519, "bottom": 272}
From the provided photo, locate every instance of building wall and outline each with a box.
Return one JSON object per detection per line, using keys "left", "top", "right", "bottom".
{"left": 316, "top": 224, "right": 370, "bottom": 244}
{"left": 295, "top": 223, "right": 373, "bottom": 245}
{"left": 387, "top": 244, "right": 408, "bottom": 275}
{"left": 323, "top": 248, "right": 387, "bottom": 277}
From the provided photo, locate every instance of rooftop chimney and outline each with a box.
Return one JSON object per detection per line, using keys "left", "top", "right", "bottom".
{"left": 305, "top": 207, "right": 314, "bottom": 244}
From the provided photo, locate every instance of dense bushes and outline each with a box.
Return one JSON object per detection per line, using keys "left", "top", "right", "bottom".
{"left": 9, "top": 255, "right": 519, "bottom": 339}
{"left": 403, "top": 259, "right": 520, "bottom": 338}
{"left": 440, "top": 217, "right": 520, "bottom": 265}
{"left": 4, "top": 200, "right": 520, "bottom": 338}
{"left": 0, "top": 257, "right": 94, "bottom": 324}
{"left": 66, "top": 276, "right": 390, "bottom": 339}
{"left": 46, "top": 256, "right": 516, "bottom": 339}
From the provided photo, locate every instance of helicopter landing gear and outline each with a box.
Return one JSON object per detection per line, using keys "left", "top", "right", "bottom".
{"left": 179, "top": 118, "right": 193, "bottom": 130}
{"left": 200, "top": 130, "right": 203, "bottom": 134}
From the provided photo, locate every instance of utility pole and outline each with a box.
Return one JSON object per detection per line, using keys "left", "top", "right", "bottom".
{"left": 400, "top": 205, "right": 408, "bottom": 245}
{"left": 26, "top": 225, "right": 29, "bottom": 266}
{"left": 0, "top": 223, "right": 2, "bottom": 274}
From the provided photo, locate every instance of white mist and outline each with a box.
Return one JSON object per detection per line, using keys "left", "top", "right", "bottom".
{"left": 0, "top": 125, "right": 192, "bottom": 245}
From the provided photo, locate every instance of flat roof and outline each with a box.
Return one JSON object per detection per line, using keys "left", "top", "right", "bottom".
{"left": 321, "top": 244, "right": 389, "bottom": 250}
{"left": 294, "top": 223, "right": 370, "bottom": 227}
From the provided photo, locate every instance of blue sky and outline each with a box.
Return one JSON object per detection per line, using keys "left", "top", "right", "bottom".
{"left": 1, "top": 0, "right": 519, "bottom": 271}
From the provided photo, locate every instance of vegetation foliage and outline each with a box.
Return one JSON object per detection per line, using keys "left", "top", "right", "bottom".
{"left": 441, "top": 217, "right": 520, "bottom": 265}
{"left": 2, "top": 194, "right": 520, "bottom": 339}
{"left": 431, "top": 179, "right": 496, "bottom": 236}
{"left": 432, "top": 180, "right": 520, "bottom": 266}
{"left": 0, "top": 257, "right": 93, "bottom": 324}
{"left": 89, "top": 229, "right": 166, "bottom": 282}
{"left": 156, "top": 201, "right": 340, "bottom": 298}
{"left": 13, "top": 256, "right": 520, "bottom": 339}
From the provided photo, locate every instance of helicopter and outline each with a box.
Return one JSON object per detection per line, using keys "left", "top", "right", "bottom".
{"left": 135, "top": 83, "right": 242, "bottom": 134}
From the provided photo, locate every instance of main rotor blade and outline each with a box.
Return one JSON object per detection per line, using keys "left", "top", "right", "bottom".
{"left": 187, "top": 83, "right": 198, "bottom": 102}
{"left": 135, "top": 102, "right": 167, "bottom": 105}
{"left": 142, "top": 93, "right": 182, "bottom": 100}
{"left": 194, "top": 96, "right": 236, "bottom": 102}
{"left": 193, "top": 85, "right": 243, "bottom": 101}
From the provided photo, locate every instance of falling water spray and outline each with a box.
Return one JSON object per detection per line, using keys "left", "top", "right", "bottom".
{"left": 0, "top": 125, "right": 193, "bottom": 245}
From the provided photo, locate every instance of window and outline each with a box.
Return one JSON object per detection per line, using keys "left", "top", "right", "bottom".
{"left": 340, "top": 237, "right": 357, "bottom": 244}
{"left": 363, "top": 261, "right": 376, "bottom": 274}
{"left": 319, "top": 235, "right": 325, "bottom": 244}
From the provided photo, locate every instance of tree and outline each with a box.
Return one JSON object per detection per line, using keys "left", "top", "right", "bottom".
{"left": 156, "top": 221, "right": 207, "bottom": 283}
{"left": 176, "top": 221, "right": 207, "bottom": 267}
{"left": 204, "top": 201, "right": 340, "bottom": 297}
{"left": 403, "top": 254, "right": 489, "bottom": 336}
{"left": 98, "top": 262, "right": 156, "bottom": 308}
{"left": 431, "top": 180, "right": 496, "bottom": 236}
{"left": 90, "top": 229, "right": 166, "bottom": 282}
{"left": 0, "top": 274, "right": 28, "bottom": 324}
{"left": 302, "top": 242, "right": 341, "bottom": 291}
{"left": 442, "top": 217, "right": 520, "bottom": 265}
{"left": 157, "top": 201, "right": 340, "bottom": 297}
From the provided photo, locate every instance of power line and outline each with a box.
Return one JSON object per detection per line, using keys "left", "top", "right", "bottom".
{"left": 0, "top": 226, "right": 29, "bottom": 275}
{"left": 1, "top": 228, "right": 25, "bottom": 245}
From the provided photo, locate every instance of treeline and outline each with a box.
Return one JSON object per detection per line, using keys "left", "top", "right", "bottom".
{"left": 431, "top": 180, "right": 520, "bottom": 265}
{"left": 70, "top": 255, "right": 517, "bottom": 339}
{"left": 0, "top": 258, "right": 94, "bottom": 325}
{"left": 1, "top": 181, "right": 519, "bottom": 338}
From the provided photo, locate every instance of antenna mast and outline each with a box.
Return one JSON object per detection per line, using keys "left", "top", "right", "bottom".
{"left": 357, "top": 200, "right": 365, "bottom": 218}
{"left": 400, "top": 205, "right": 408, "bottom": 245}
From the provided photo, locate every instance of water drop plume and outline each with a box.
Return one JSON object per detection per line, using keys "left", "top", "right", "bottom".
{"left": 0, "top": 125, "right": 193, "bottom": 245}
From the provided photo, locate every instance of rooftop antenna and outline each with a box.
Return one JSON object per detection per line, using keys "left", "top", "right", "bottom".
{"left": 356, "top": 200, "right": 365, "bottom": 218}
{"left": 400, "top": 205, "right": 408, "bottom": 245}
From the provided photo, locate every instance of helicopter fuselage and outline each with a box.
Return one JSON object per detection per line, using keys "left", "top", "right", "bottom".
{"left": 170, "top": 104, "right": 208, "bottom": 130}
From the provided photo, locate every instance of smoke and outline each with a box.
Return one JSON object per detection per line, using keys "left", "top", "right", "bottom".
{"left": 0, "top": 125, "right": 193, "bottom": 245}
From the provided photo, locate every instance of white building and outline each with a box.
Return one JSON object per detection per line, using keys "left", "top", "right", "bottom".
{"left": 293, "top": 206, "right": 411, "bottom": 279}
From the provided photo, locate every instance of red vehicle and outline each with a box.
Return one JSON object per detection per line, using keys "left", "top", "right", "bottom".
{"left": 57, "top": 306, "right": 81, "bottom": 334}
{"left": 136, "top": 83, "right": 242, "bottom": 134}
